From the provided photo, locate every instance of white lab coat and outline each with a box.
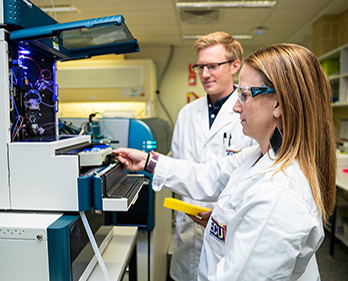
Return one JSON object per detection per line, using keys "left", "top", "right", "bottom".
{"left": 170, "top": 91, "right": 254, "bottom": 281}
{"left": 153, "top": 145, "right": 323, "bottom": 281}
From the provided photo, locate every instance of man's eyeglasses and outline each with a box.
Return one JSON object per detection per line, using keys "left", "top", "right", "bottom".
{"left": 192, "top": 60, "right": 233, "bottom": 74}
{"left": 237, "top": 86, "right": 276, "bottom": 104}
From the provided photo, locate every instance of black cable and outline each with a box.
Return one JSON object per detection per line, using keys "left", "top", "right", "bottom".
{"left": 156, "top": 90, "right": 174, "bottom": 128}
{"left": 156, "top": 45, "right": 175, "bottom": 128}
{"left": 159, "top": 45, "right": 174, "bottom": 86}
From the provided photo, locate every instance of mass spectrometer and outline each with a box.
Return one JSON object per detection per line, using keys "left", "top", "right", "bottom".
{"left": 60, "top": 116, "right": 172, "bottom": 230}
{"left": 0, "top": 0, "right": 142, "bottom": 212}
{"left": 60, "top": 116, "right": 173, "bottom": 281}
{"left": 0, "top": 1, "right": 143, "bottom": 280}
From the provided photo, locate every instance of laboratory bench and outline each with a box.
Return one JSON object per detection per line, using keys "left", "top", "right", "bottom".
{"left": 88, "top": 226, "right": 138, "bottom": 281}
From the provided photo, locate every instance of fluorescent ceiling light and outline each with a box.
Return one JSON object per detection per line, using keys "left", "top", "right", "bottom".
{"left": 232, "top": 35, "right": 253, "bottom": 39}
{"left": 177, "top": 1, "right": 277, "bottom": 9}
{"left": 41, "top": 6, "right": 79, "bottom": 13}
{"left": 183, "top": 35, "right": 252, "bottom": 40}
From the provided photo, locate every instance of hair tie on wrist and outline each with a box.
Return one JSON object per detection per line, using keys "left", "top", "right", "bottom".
{"left": 145, "top": 152, "right": 159, "bottom": 174}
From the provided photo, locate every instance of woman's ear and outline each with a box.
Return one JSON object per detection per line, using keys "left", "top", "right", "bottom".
{"left": 273, "top": 101, "right": 281, "bottom": 119}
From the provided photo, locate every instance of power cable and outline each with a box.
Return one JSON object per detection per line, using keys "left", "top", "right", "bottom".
{"left": 156, "top": 45, "right": 175, "bottom": 128}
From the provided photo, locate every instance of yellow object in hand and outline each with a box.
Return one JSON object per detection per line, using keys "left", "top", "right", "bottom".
{"left": 163, "top": 197, "right": 211, "bottom": 216}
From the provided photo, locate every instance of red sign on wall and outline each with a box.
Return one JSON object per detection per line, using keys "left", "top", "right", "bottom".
{"left": 187, "top": 92, "right": 199, "bottom": 103}
{"left": 188, "top": 63, "right": 197, "bottom": 86}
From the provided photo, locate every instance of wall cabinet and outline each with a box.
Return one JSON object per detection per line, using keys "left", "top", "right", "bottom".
{"left": 319, "top": 45, "right": 348, "bottom": 255}
{"left": 319, "top": 43, "right": 348, "bottom": 106}
{"left": 318, "top": 43, "right": 348, "bottom": 142}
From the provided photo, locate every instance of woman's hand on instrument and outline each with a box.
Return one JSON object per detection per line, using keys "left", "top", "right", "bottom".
{"left": 113, "top": 147, "right": 148, "bottom": 172}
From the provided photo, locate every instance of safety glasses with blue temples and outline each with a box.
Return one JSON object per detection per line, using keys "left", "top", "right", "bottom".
{"left": 237, "top": 86, "right": 276, "bottom": 104}
{"left": 192, "top": 60, "right": 234, "bottom": 74}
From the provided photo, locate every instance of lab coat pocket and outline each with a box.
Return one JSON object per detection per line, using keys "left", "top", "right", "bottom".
{"left": 224, "top": 132, "right": 253, "bottom": 156}
{"left": 206, "top": 196, "right": 239, "bottom": 257}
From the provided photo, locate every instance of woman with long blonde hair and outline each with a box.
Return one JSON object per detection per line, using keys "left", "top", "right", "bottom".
{"left": 115, "top": 43, "right": 337, "bottom": 280}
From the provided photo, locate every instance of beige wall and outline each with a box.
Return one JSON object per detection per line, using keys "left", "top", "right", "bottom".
{"left": 126, "top": 45, "right": 207, "bottom": 125}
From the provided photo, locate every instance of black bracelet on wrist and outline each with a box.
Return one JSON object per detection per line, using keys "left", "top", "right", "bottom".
{"left": 144, "top": 153, "right": 150, "bottom": 170}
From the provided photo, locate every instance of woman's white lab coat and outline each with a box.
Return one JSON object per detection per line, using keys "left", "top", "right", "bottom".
{"left": 153, "top": 145, "right": 323, "bottom": 281}
{"left": 170, "top": 91, "right": 254, "bottom": 280}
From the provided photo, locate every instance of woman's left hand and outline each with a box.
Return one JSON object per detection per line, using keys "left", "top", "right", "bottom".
{"left": 187, "top": 209, "right": 213, "bottom": 228}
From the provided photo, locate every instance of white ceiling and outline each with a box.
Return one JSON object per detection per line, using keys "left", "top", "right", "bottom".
{"left": 31, "top": 0, "right": 348, "bottom": 54}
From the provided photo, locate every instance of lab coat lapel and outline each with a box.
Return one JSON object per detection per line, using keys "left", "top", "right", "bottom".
{"left": 194, "top": 96, "right": 210, "bottom": 139}
{"left": 205, "top": 92, "right": 237, "bottom": 144}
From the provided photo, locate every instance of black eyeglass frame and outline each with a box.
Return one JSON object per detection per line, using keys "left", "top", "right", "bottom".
{"left": 192, "top": 60, "right": 234, "bottom": 73}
